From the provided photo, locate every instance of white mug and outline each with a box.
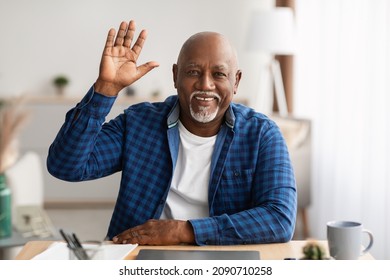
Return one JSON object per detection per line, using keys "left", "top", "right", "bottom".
{"left": 327, "top": 221, "right": 373, "bottom": 260}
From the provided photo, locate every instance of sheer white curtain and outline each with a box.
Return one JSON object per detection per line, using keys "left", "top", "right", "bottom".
{"left": 294, "top": 0, "right": 390, "bottom": 259}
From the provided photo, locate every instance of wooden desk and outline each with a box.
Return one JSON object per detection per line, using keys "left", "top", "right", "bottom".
{"left": 14, "top": 240, "right": 374, "bottom": 260}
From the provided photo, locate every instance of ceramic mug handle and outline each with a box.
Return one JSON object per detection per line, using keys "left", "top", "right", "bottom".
{"left": 361, "top": 229, "right": 374, "bottom": 255}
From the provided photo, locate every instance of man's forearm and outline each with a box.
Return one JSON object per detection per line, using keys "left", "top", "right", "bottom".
{"left": 47, "top": 86, "right": 118, "bottom": 181}
{"left": 190, "top": 191, "right": 297, "bottom": 246}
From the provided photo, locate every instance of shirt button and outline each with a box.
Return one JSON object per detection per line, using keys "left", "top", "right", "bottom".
{"left": 92, "top": 102, "right": 98, "bottom": 107}
{"left": 234, "top": 170, "right": 240, "bottom": 177}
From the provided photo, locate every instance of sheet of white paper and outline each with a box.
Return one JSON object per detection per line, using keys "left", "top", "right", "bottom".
{"left": 32, "top": 242, "right": 138, "bottom": 260}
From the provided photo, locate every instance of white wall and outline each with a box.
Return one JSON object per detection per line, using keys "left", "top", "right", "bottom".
{"left": 0, "top": 0, "right": 273, "bottom": 108}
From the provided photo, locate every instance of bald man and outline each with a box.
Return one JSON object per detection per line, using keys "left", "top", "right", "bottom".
{"left": 47, "top": 20, "right": 297, "bottom": 246}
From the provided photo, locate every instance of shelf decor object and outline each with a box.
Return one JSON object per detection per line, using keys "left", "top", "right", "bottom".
{"left": 53, "top": 75, "right": 70, "bottom": 96}
{"left": 0, "top": 99, "right": 30, "bottom": 238}
{"left": 246, "top": 7, "right": 296, "bottom": 116}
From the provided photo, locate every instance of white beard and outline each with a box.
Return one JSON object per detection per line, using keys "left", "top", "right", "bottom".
{"left": 189, "top": 91, "right": 221, "bottom": 123}
{"left": 190, "top": 105, "right": 219, "bottom": 123}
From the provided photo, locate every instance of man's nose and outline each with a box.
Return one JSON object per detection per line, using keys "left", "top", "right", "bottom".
{"left": 196, "top": 73, "right": 215, "bottom": 91}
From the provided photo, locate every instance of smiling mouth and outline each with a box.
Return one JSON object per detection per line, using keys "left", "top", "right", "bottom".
{"left": 191, "top": 91, "right": 221, "bottom": 103}
{"left": 194, "top": 96, "right": 217, "bottom": 102}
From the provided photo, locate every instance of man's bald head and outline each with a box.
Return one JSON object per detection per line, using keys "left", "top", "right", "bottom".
{"left": 176, "top": 32, "right": 239, "bottom": 71}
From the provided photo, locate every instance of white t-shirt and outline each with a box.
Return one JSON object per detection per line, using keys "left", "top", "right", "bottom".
{"left": 161, "top": 121, "right": 217, "bottom": 220}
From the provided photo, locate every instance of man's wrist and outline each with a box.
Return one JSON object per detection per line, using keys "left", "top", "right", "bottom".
{"left": 77, "top": 86, "right": 116, "bottom": 117}
{"left": 94, "top": 79, "right": 123, "bottom": 97}
{"left": 179, "top": 221, "right": 195, "bottom": 244}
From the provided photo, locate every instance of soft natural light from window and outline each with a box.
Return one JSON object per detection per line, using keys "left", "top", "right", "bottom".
{"left": 294, "top": 0, "right": 390, "bottom": 259}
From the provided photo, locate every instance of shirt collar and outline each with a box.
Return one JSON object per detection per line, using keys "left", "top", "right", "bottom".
{"left": 166, "top": 98, "right": 235, "bottom": 129}
{"left": 167, "top": 99, "right": 181, "bottom": 128}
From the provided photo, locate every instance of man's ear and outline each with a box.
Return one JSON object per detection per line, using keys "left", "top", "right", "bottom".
{"left": 234, "top": 70, "right": 242, "bottom": 94}
{"left": 172, "top": 64, "right": 178, "bottom": 89}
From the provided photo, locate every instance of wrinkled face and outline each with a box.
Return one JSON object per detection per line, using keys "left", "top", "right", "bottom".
{"left": 173, "top": 33, "right": 241, "bottom": 134}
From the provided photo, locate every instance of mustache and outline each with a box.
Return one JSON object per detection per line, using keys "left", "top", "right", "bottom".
{"left": 190, "top": 91, "right": 221, "bottom": 102}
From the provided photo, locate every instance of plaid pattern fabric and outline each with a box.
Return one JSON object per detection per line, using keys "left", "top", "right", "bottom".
{"left": 47, "top": 86, "right": 297, "bottom": 245}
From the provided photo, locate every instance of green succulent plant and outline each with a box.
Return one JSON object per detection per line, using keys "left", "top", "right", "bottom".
{"left": 301, "top": 241, "right": 328, "bottom": 260}
{"left": 53, "top": 75, "right": 69, "bottom": 95}
{"left": 53, "top": 76, "right": 69, "bottom": 88}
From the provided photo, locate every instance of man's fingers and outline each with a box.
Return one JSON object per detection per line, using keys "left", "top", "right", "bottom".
{"left": 136, "top": 61, "right": 160, "bottom": 79}
{"left": 113, "top": 230, "right": 142, "bottom": 244}
{"left": 104, "top": 21, "right": 153, "bottom": 66}
{"left": 123, "top": 20, "right": 136, "bottom": 48}
{"left": 114, "top": 21, "right": 128, "bottom": 46}
{"left": 112, "top": 221, "right": 158, "bottom": 244}
{"left": 116, "top": 231, "right": 158, "bottom": 245}
{"left": 104, "top": 28, "right": 116, "bottom": 49}
{"left": 131, "top": 29, "right": 148, "bottom": 60}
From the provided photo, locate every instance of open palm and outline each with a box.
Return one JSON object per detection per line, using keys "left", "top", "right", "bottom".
{"left": 96, "top": 21, "right": 159, "bottom": 96}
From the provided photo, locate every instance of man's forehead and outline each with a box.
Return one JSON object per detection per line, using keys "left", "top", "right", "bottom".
{"left": 183, "top": 62, "right": 230, "bottom": 69}
{"left": 177, "top": 32, "right": 238, "bottom": 70}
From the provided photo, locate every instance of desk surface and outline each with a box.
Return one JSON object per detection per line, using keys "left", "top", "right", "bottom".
{"left": 14, "top": 240, "right": 374, "bottom": 260}
{"left": 0, "top": 231, "right": 59, "bottom": 249}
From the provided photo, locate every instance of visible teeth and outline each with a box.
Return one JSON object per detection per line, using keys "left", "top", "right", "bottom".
{"left": 195, "top": 97, "right": 214, "bottom": 101}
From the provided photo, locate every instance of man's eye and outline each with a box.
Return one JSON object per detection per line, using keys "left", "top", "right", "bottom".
{"left": 214, "top": 72, "right": 227, "bottom": 77}
{"left": 187, "top": 70, "right": 199, "bottom": 76}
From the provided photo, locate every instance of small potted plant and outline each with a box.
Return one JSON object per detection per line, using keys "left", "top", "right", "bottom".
{"left": 53, "top": 75, "right": 69, "bottom": 96}
{"left": 301, "top": 241, "right": 329, "bottom": 260}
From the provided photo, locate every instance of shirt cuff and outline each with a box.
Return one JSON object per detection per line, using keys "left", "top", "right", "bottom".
{"left": 76, "top": 85, "right": 117, "bottom": 117}
{"left": 189, "top": 217, "right": 220, "bottom": 245}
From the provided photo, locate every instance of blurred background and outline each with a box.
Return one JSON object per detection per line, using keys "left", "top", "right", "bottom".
{"left": 0, "top": 0, "right": 389, "bottom": 259}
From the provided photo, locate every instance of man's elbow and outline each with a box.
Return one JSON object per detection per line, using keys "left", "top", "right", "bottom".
{"left": 279, "top": 227, "right": 294, "bottom": 243}
{"left": 46, "top": 157, "right": 84, "bottom": 182}
{"left": 270, "top": 223, "right": 294, "bottom": 243}
{"left": 272, "top": 208, "right": 296, "bottom": 243}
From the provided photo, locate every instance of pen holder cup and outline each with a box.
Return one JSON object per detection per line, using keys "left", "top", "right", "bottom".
{"left": 69, "top": 244, "right": 104, "bottom": 260}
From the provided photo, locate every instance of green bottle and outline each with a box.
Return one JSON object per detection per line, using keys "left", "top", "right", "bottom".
{"left": 0, "top": 174, "right": 12, "bottom": 238}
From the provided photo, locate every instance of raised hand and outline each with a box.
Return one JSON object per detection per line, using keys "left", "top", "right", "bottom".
{"left": 95, "top": 20, "right": 159, "bottom": 96}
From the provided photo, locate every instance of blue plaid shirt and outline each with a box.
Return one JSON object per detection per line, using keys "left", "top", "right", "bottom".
{"left": 47, "top": 86, "right": 297, "bottom": 245}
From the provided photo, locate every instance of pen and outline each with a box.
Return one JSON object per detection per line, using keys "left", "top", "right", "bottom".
{"left": 59, "top": 229, "right": 88, "bottom": 260}
{"left": 59, "top": 229, "right": 73, "bottom": 249}
{"left": 72, "top": 233, "right": 82, "bottom": 247}
{"left": 59, "top": 229, "right": 79, "bottom": 259}
{"left": 72, "top": 233, "right": 89, "bottom": 260}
